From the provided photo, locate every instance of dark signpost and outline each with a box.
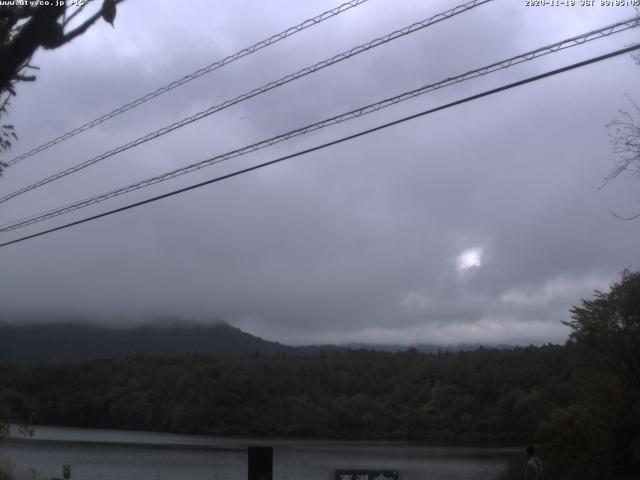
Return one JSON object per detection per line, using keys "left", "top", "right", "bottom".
{"left": 335, "top": 470, "right": 399, "bottom": 480}
{"left": 248, "top": 446, "right": 273, "bottom": 480}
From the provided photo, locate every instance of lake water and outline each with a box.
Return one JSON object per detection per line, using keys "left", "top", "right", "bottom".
{"left": 1, "top": 425, "right": 516, "bottom": 480}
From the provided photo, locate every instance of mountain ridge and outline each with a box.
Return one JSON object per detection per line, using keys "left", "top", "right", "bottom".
{"left": 0, "top": 321, "right": 512, "bottom": 363}
{"left": 0, "top": 321, "right": 295, "bottom": 363}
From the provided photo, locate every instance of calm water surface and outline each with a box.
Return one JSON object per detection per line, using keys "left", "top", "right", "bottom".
{"left": 2, "top": 425, "right": 516, "bottom": 480}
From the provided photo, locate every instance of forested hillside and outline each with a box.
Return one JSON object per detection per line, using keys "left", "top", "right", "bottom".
{"left": 0, "top": 321, "right": 501, "bottom": 364}
{"left": 0, "top": 322, "right": 297, "bottom": 362}
{"left": 0, "top": 345, "right": 570, "bottom": 441}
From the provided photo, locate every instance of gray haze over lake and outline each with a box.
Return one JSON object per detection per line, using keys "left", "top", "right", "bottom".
{"left": 3, "top": 425, "right": 516, "bottom": 480}
{"left": 1, "top": 0, "right": 639, "bottom": 345}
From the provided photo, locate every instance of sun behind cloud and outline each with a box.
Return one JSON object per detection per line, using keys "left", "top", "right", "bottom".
{"left": 456, "top": 247, "right": 483, "bottom": 272}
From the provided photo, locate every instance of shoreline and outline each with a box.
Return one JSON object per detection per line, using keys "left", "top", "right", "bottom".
{"left": 10, "top": 423, "right": 525, "bottom": 450}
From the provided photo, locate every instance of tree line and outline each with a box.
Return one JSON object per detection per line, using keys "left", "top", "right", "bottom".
{"left": 0, "top": 344, "right": 570, "bottom": 442}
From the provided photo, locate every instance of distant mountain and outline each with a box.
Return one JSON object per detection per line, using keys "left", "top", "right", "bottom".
{"left": 344, "top": 342, "right": 514, "bottom": 353}
{"left": 0, "top": 321, "right": 297, "bottom": 363}
{"left": 0, "top": 321, "right": 509, "bottom": 364}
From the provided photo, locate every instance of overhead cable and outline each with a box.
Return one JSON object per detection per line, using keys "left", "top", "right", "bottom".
{"left": 5, "top": 0, "right": 372, "bottom": 167}
{"left": 1, "top": 43, "right": 637, "bottom": 249}
{"left": 2, "top": 17, "right": 637, "bottom": 232}
{"left": 0, "top": 0, "right": 493, "bottom": 205}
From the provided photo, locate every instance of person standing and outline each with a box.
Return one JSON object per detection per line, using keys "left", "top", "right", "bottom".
{"left": 525, "top": 445, "right": 544, "bottom": 480}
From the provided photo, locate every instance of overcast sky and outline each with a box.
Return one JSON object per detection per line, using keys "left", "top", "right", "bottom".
{"left": 1, "top": 0, "right": 639, "bottom": 345}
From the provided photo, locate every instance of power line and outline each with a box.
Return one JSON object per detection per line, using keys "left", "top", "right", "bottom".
{"left": 1, "top": 44, "right": 637, "bottom": 249}
{"left": 2, "top": 17, "right": 637, "bottom": 232}
{"left": 0, "top": 0, "right": 493, "bottom": 205}
{"left": 5, "top": 0, "right": 372, "bottom": 167}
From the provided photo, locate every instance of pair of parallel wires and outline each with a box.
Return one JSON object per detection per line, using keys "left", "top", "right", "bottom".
{"left": 1, "top": 0, "right": 493, "bottom": 204}
{"left": 1, "top": 0, "right": 638, "bottom": 248}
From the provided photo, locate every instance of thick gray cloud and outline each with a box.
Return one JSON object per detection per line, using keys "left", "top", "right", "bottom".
{"left": 1, "top": 0, "right": 639, "bottom": 345}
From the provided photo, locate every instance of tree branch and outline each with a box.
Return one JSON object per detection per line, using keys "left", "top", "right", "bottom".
{"left": 0, "top": 93, "right": 11, "bottom": 112}
{"left": 51, "top": 0, "right": 125, "bottom": 48}
{"left": 12, "top": 73, "right": 35, "bottom": 82}
{"left": 0, "top": 5, "right": 65, "bottom": 91}
{"left": 12, "top": 6, "right": 37, "bottom": 20}
{"left": 63, "top": 0, "right": 94, "bottom": 28}
{"left": 608, "top": 207, "right": 640, "bottom": 221}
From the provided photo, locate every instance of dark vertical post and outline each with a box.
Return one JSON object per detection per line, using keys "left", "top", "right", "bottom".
{"left": 248, "top": 446, "right": 273, "bottom": 480}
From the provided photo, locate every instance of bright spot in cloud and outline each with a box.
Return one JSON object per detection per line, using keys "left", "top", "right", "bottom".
{"left": 457, "top": 247, "right": 483, "bottom": 272}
